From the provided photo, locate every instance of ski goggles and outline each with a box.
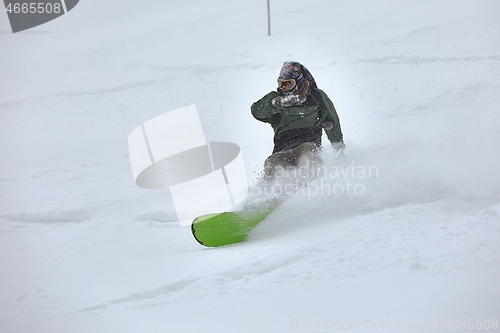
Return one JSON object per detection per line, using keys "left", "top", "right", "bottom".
{"left": 277, "top": 78, "right": 297, "bottom": 92}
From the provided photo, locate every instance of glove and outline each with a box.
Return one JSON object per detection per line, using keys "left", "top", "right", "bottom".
{"left": 331, "top": 141, "right": 346, "bottom": 153}
{"left": 272, "top": 95, "right": 307, "bottom": 109}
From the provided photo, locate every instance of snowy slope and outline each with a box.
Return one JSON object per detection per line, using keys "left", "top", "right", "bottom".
{"left": 1, "top": 0, "right": 500, "bottom": 332}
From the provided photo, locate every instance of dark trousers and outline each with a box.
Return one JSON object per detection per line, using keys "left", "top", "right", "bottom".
{"left": 264, "top": 142, "right": 322, "bottom": 179}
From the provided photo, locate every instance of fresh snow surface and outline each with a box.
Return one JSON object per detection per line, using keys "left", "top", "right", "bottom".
{"left": 1, "top": 1, "right": 500, "bottom": 332}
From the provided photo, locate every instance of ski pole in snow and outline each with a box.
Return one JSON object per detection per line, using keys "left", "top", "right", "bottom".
{"left": 267, "top": 0, "right": 271, "bottom": 36}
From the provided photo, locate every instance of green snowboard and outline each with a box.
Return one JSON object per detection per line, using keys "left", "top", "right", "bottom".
{"left": 191, "top": 208, "right": 275, "bottom": 247}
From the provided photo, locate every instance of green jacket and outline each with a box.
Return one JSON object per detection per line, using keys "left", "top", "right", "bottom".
{"left": 251, "top": 87, "right": 343, "bottom": 153}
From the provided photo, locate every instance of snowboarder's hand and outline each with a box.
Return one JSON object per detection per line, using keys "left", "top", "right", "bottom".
{"left": 272, "top": 95, "right": 307, "bottom": 109}
{"left": 331, "top": 141, "right": 346, "bottom": 153}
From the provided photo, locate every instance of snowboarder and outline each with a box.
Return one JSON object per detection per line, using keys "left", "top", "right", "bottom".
{"left": 251, "top": 61, "right": 345, "bottom": 178}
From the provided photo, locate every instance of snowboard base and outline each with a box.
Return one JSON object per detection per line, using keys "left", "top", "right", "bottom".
{"left": 191, "top": 208, "right": 275, "bottom": 247}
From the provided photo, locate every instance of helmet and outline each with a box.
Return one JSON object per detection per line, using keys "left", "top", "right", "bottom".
{"left": 277, "top": 61, "right": 316, "bottom": 95}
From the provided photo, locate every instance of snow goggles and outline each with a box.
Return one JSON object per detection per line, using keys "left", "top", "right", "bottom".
{"left": 277, "top": 78, "right": 297, "bottom": 92}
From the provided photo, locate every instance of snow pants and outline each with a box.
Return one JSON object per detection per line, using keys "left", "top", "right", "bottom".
{"left": 263, "top": 142, "right": 322, "bottom": 179}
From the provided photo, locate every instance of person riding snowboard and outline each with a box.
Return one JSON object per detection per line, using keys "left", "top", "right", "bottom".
{"left": 251, "top": 61, "right": 345, "bottom": 178}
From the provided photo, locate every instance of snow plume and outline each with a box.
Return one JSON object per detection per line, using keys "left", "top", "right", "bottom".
{"left": 243, "top": 129, "right": 500, "bottom": 222}
{"left": 291, "top": 129, "right": 500, "bottom": 216}
{"left": 275, "top": 111, "right": 500, "bottom": 218}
